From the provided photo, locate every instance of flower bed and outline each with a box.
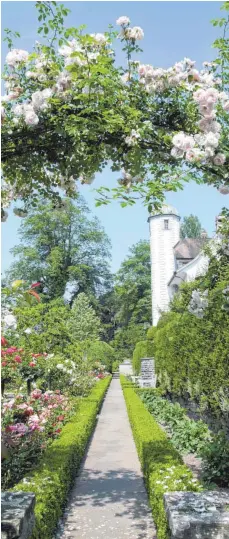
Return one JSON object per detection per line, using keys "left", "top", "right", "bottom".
{"left": 11, "top": 376, "right": 111, "bottom": 539}
{"left": 2, "top": 389, "right": 76, "bottom": 489}
{"left": 120, "top": 376, "right": 201, "bottom": 539}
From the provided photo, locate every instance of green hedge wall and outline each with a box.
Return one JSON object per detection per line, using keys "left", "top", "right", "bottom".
{"left": 120, "top": 376, "right": 201, "bottom": 539}
{"left": 12, "top": 376, "right": 111, "bottom": 539}
{"left": 132, "top": 340, "right": 148, "bottom": 374}
{"left": 153, "top": 277, "right": 229, "bottom": 418}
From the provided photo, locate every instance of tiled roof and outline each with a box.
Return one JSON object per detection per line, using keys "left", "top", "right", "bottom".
{"left": 174, "top": 238, "right": 208, "bottom": 260}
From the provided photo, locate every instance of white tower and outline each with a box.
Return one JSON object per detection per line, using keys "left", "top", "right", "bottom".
{"left": 148, "top": 204, "right": 180, "bottom": 326}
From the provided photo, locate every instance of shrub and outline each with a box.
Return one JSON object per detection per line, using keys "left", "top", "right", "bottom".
{"left": 149, "top": 228, "right": 229, "bottom": 420}
{"left": 139, "top": 390, "right": 211, "bottom": 455}
{"left": 86, "top": 340, "right": 116, "bottom": 373}
{"left": 132, "top": 340, "right": 148, "bottom": 374}
{"left": 112, "top": 359, "right": 120, "bottom": 372}
{"left": 120, "top": 376, "right": 201, "bottom": 539}
{"left": 12, "top": 377, "right": 111, "bottom": 539}
{"left": 201, "top": 431, "right": 229, "bottom": 487}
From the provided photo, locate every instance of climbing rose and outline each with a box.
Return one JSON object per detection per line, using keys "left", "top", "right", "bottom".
{"left": 213, "top": 153, "right": 226, "bottom": 166}
{"left": 116, "top": 16, "right": 130, "bottom": 26}
{"left": 6, "top": 49, "right": 29, "bottom": 66}
{"left": 126, "top": 26, "right": 144, "bottom": 40}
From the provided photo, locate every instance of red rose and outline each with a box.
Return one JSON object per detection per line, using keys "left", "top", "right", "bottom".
{"left": 15, "top": 355, "right": 22, "bottom": 363}
{"left": 2, "top": 361, "right": 7, "bottom": 367}
{"left": 55, "top": 428, "right": 61, "bottom": 434}
{"left": 6, "top": 348, "right": 15, "bottom": 355}
{"left": 29, "top": 361, "right": 36, "bottom": 367}
{"left": 1, "top": 337, "right": 8, "bottom": 346}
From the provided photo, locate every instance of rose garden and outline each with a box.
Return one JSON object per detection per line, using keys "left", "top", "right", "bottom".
{"left": 1, "top": 2, "right": 229, "bottom": 539}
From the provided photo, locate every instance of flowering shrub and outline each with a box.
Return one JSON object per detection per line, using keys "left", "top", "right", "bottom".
{"left": 1, "top": 338, "right": 47, "bottom": 394}
{"left": 1, "top": 3, "right": 228, "bottom": 217}
{"left": 12, "top": 377, "right": 111, "bottom": 539}
{"left": 2, "top": 389, "right": 74, "bottom": 488}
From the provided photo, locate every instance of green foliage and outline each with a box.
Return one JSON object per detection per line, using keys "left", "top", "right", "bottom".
{"left": 139, "top": 390, "right": 211, "bottom": 455}
{"left": 111, "top": 240, "right": 151, "bottom": 359}
{"left": 120, "top": 376, "right": 201, "bottom": 539}
{"left": 115, "top": 240, "right": 151, "bottom": 326}
{"left": 112, "top": 359, "right": 121, "bottom": 373}
{"left": 132, "top": 340, "right": 148, "bottom": 374}
{"left": 12, "top": 377, "right": 111, "bottom": 539}
{"left": 2, "top": 3, "right": 228, "bottom": 211}
{"left": 201, "top": 431, "right": 229, "bottom": 487}
{"left": 180, "top": 214, "right": 202, "bottom": 239}
{"left": 68, "top": 293, "right": 101, "bottom": 342}
{"left": 153, "top": 229, "right": 229, "bottom": 418}
{"left": 7, "top": 197, "right": 112, "bottom": 301}
{"left": 86, "top": 340, "right": 116, "bottom": 373}
{"left": 111, "top": 321, "right": 147, "bottom": 361}
{"left": 15, "top": 298, "right": 71, "bottom": 353}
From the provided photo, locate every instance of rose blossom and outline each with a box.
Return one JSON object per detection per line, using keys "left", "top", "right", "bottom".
{"left": 126, "top": 26, "right": 144, "bottom": 40}
{"left": 6, "top": 49, "right": 29, "bottom": 67}
{"left": 213, "top": 153, "right": 226, "bottom": 166}
{"left": 116, "top": 16, "right": 130, "bottom": 26}
{"left": 218, "top": 184, "right": 229, "bottom": 195}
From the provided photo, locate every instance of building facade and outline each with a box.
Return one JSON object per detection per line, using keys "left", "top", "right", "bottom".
{"left": 148, "top": 205, "right": 209, "bottom": 326}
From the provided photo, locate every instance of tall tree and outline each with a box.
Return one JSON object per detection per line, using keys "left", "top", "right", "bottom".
{"left": 180, "top": 214, "right": 203, "bottom": 239}
{"left": 7, "top": 197, "right": 112, "bottom": 301}
{"left": 68, "top": 293, "right": 101, "bottom": 342}
{"left": 115, "top": 240, "right": 151, "bottom": 327}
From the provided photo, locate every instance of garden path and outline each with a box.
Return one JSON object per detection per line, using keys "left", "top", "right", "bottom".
{"left": 56, "top": 378, "right": 156, "bottom": 538}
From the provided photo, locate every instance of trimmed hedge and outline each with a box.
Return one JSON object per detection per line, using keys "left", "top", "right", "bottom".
{"left": 151, "top": 240, "right": 229, "bottom": 419}
{"left": 12, "top": 376, "right": 111, "bottom": 539}
{"left": 120, "top": 376, "right": 201, "bottom": 539}
{"left": 132, "top": 338, "right": 153, "bottom": 374}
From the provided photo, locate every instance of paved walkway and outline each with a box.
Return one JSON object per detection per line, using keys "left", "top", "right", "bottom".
{"left": 57, "top": 378, "right": 156, "bottom": 539}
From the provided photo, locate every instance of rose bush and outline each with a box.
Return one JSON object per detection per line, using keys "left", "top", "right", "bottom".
{"left": 1, "top": 388, "right": 75, "bottom": 488}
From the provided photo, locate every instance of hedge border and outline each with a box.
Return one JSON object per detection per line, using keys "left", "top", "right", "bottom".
{"left": 12, "top": 376, "right": 111, "bottom": 539}
{"left": 120, "top": 375, "right": 201, "bottom": 539}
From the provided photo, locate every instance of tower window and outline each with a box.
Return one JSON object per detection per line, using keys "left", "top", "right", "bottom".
{"left": 164, "top": 219, "right": 169, "bottom": 230}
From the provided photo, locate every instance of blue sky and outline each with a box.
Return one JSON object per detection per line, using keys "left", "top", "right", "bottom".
{"left": 2, "top": 1, "right": 228, "bottom": 275}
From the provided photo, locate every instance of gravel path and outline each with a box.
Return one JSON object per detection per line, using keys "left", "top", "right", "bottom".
{"left": 56, "top": 378, "right": 156, "bottom": 539}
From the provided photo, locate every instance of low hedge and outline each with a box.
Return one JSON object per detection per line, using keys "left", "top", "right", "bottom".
{"left": 120, "top": 376, "right": 201, "bottom": 539}
{"left": 12, "top": 376, "right": 111, "bottom": 539}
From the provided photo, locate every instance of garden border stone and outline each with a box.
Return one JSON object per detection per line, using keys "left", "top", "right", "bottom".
{"left": 1, "top": 491, "right": 35, "bottom": 539}
{"left": 164, "top": 490, "right": 229, "bottom": 539}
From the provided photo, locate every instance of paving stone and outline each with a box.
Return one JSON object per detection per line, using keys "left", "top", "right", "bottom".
{"left": 57, "top": 379, "right": 156, "bottom": 538}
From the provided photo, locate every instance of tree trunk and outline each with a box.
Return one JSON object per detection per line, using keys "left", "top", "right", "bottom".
{"left": 27, "top": 380, "right": 32, "bottom": 395}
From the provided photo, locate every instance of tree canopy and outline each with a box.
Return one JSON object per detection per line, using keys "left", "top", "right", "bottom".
{"left": 1, "top": 1, "right": 229, "bottom": 221}
{"left": 7, "top": 196, "right": 112, "bottom": 301}
{"left": 68, "top": 292, "right": 101, "bottom": 342}
{"left": 180, "top": 214, "right": 203, "bottom": 239}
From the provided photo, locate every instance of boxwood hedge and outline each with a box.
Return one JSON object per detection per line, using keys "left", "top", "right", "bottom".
{"left": 12, "top": 376, "right": 111, "bottom": 539}
{"left": 120, "top": 375, "right": 201, "bottom": 539}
